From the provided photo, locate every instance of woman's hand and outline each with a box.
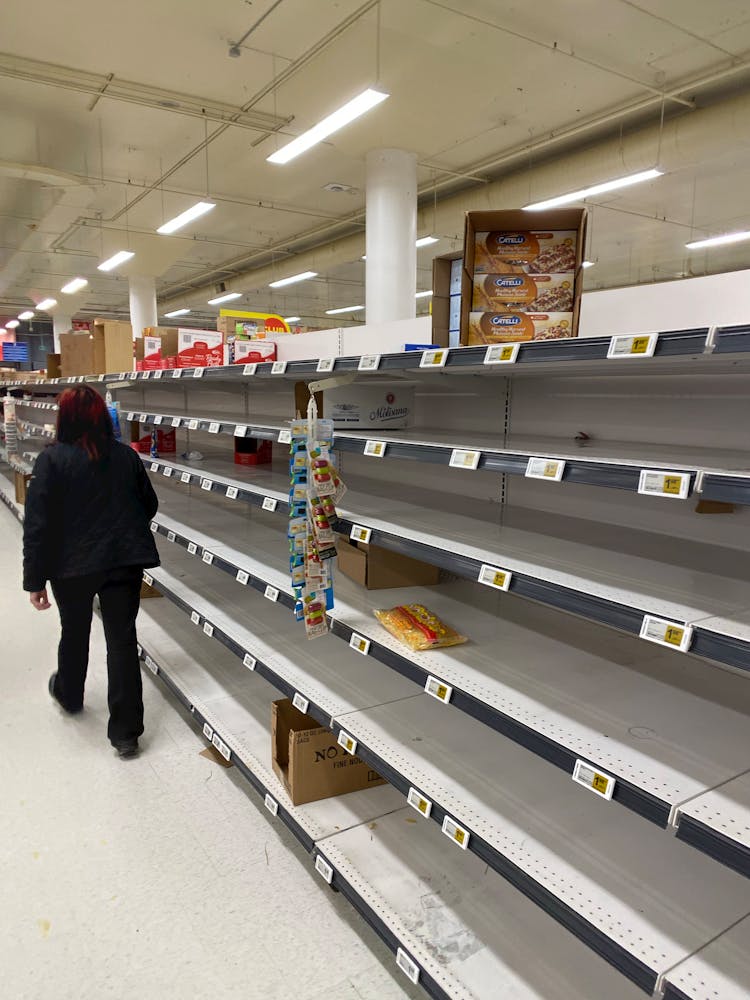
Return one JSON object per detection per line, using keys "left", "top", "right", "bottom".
{"left": 30, "top": 590, "right": 51, "bottom": 611}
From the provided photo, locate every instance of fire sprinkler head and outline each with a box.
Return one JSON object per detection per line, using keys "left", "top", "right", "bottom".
{"left": 228, "top": 44, "right": 242, "bottom": 58}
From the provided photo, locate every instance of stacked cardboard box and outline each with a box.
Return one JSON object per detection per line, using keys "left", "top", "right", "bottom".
{"left": 60, "top": 320, "right": 133, "bottom": 377}
{"left": 141, "top": 327, "right": 226, "bottom": 368}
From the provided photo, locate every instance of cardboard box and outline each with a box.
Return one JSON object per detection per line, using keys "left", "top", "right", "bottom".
{"left": 232, "top": 340, "right": 276, "bottom": 365}
{"left": 14, "top": 470, "right": 32, "bottom": 505}
{"left": 272, "top": 699, "right": 386, "bottom": 805}
{"left": 461, "top": 208, "right": 586, "bottom": 346}
{"left": 59, "top": 331, "right": 95, "bottom": 377}
{"left": 431, "top": 251, "right": 462, "bottom": 348}
{"left": 91, "top": 319, "right": 134, "bottom": 375}
{"left": 131, "top": 429, "right": 176, "bottom": 454}
{"left": 234, "top": 438, "right": 272, "bottom": 465}
{"left": 46, "top": 354, "right": 61, "bottom": 379}
{"left": 135, "top": 335, "right": 164, "bottom": 371}
{"left": 176, "top": 329, "right": 224, "bottom": 368}
{"left": 472, "top": 273, "right": 575, "bottom": 312}
{"left": 337, "top": 535, "right": 440, "bottom": 590}
{"left": 294, "top": 382, "right": 414, "bottom": 430}
{"left": 468, "top": 311, "right": 574, "bottom": 344}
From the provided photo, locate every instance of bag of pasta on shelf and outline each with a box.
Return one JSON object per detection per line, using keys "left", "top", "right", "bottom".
{"left": 373, "top": 604, "right": 467, "bottom": 651}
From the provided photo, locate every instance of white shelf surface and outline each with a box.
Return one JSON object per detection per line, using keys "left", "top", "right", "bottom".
{"left": 151, "top": 486, "right": 750, "bottom": 829}
{"left": 663, "top": 915, "right": 750, "bottom": 1000}
{"left": 677, "top": 771, "right": 750, "bottom": 857}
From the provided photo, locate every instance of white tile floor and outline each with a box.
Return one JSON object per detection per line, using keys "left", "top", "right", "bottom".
{"left": 0, "top": 514, "right": 420, "bottom": 1000}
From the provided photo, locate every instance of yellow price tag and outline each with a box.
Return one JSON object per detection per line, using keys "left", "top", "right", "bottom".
{"left": 543, "top": 462, "right": 559, "bottom": 478}
{"left": 663, "top": 477, "right": 682, "bottom": 495}
{"left": 664, "top": 625, "right": 685, "bottom": 646}
{"left": 631, "top": 337, "right": 650, "bottom": 354}
{"left": 592, "top": 773, "right": 609, "bottom": 794}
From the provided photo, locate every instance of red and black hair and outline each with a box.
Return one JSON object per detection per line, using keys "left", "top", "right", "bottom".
{"left": 56, "top": 386, "right": 114, "bottom": 460}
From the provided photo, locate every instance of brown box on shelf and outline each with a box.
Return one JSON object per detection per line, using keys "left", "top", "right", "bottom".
{"left": 60, "top": 331, "right": 95, "bottom": 377}
{"left": 461, "top": 208, "right": 586, "bottom": 346}
{"left": 140, "top": 579, "right": 162, "bottom": 599}
{"left": 472, "top": 273, "right": 575, "bottom": 312}
{"left": 468, "top": 311, "right": 574, "bottom": 344}
{"left": 272, "top": 699, "right": 386, "bottom": 805}
{"left": 46, "top": 354, "right": 62, "bottom": 379}
{"left": 14, "top": 470, "right": 32, "bottom": 504}
{"left": 91, "top": 318, "right": 134, "bottom": 374}
{"left": 337, "top": 534, "right": 440, "bottom": 590}
{"left": 431, "top": 251, "right": 462, "bottom": 348}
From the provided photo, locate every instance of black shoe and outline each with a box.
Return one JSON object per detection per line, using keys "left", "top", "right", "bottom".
{"left": 112, "top": 739, "right": 139, "bottom": 759}
{"left": 48, "top": 673, "right": 82, "bottom": 715}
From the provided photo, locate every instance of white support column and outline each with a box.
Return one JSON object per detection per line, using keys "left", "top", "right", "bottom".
{"left": 52, "top": 312, "right": 73, "bottom": 354}
{"left": 365, "top": 149, "right": 417, "bottom": 325}
{"left": 128, "top": 275, "right": 158, "bottom": 338}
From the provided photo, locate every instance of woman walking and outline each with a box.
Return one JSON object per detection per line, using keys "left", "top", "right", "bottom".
{"left": 22, "top": 385, "right": 159, "bottom": 758}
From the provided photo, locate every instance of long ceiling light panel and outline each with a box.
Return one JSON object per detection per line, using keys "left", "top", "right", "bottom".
{"left": 61, "top": 277, "right": 88, "bottom": 294}
{"left": 415, "top": 290, "right": 433, "bottom": 298}
{"left": 325, "top": 305, "right": 364, "bottom": 315}
{"left": 685, "top": 230, "right": 750, "bottom": 250}
{"left": 6, "top": 319, "right": 19, "bottom": 329}
{"left": 523, "top": 168, "right": 663, "bottom": 211}
{"left": 18, "top": 310, "right": 34, "bottom": 320}
{"left": 415, "top": 235, "right": 439, "bottom": 247}
{"left": 164, "top": 308, "right": 191, "bottom": 318}
{"left": 267, "top": 88, "right": 389, "bottom": 165}
{"left": 36, "top": 298, "right": 57, "bottom": 310}
{"left": 157, "top": 201, "right": 216, "bottom": 235}
{"left": 283, "top": 316, "right": 301, "bottom": 323}
{"left": 98, "top": 250, "right": 135, "bottom": 272}
{"left": 207, "top": 291, "right": 242, "bottom": 305}
{"left": 268, "top": 271, "right": 318, "bottom": 288}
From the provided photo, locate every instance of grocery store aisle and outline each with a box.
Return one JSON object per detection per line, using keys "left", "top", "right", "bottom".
{"left": 0, "top": 514, "right": 418, "bottom": 1000}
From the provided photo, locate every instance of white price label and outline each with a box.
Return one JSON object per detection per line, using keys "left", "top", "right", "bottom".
{"left": 154, "top": 415, "right": 163, "bottom": 425}
{"left": 171, "top": 417, "right": 181, "bottom": 427}
{"left": 226, "top": 486, "right": 239, "bottom": 499}
{"left": 337, "top": 730, "right": 358, "bottom": 756}
{"left": 137, "top": 643, "right": 142, "bottom": 657}
{"left": 127, "top": 412, "right": 135, "bottom": 422}
{"left": 212, "top": 733, "right": 231, "bottom": 761}
{"left": 262, "top": 496, "right": 278, "bottom": 512}
{"left": 162, "top": 466, "right": 173, "bottom": 477}
{"left": 358, "top": 354, "right": 381, "bottom": 371}
{"left": 128, "top": 371, "right": 137, "bottom": 380}
{"left": 202, "top": 621, "right": 214, "bottom": 637}
{"left": 243, "top": 653, "right": 257, "bottom": 671}
{"left": 187, "top": 542, "right": 198, "bottom": 555}
{"left": 234, "top": 425, "right": 248, "bottom": 438}
{"left": 191, "top": 611, "right": 201, "bottom": 625}
{"left": 442, "top": 815, "right": 470, "bottom": 850}
{"left": 637, "top": 470, "right": 690, "bottom": 499}
{"left": 150, "top": 521, "right": 158, "bottom": 533}
{"left": 315, "top": 855, "right": 334, "bottom": 885}
{"left": 144, "top": 656, "right": 157, "bottom": 675}
{"left": 364, "top": 440, "right": 386, "bottom": 458}
{"left": 153, "top": 369, "right": 163, "bottom": 379}
{"left": 264, "top": 585, "right": 279, "bottom": 602}
{"left": 142, "top": 371, "right": 150, "bottom": 379}
{"left": 350, "top": 524, "right": 372, "bottom": 544}
{"left": 201, "top": 478, "right": 212, "bottom": 491}
{"left": 425, "top": 675, "right": 453, "bottom": 704}
{"left": 208, "top": 422, "right": 221, "bottom": 434}
{"left": 278, "top": 429, "right": 292, "bottom": 444}
{"left": 420, "top": 348, "right": 448, "bottom": 368}
{"left": 181, "top": 472, "right": 191, "bottom": 484}
{"left": 450, "top": 448, "right": 481, "bottom": 470}
{"left": 640, "top": 615, "right": 694, "bottom": 652}
{"left": 167, "top": 530, "right": 176, "bottom": 542}
{"left": 292, "top": 692, "right": 309, "bottom": 715}
{"left": 271, "top": 361, "right": 287, "bottom": 374}
{"left": 396, "top": 949, "right": 420, "bottom": 986}
{"left": 484, "top": 343, "right": 520, "bottom": 365}
{"left": 525, "top": 456, "right": 565, "bottom": 482}
{"left": 188, "top": 419, "right": 199, "bottom": 431}
{"left": 407, "top": 787, "right": 433, "bottom": 819}
{"left": 150, "top": 462, "right": 159, "bottom": 472}
{"left": 478, "top": 564, "right": 512, "bottom": 592}
{"left": 317, "top": 358, "right": 335, "bottom": 372}
{"left": 349, "top": 633, "right": 370, "bottom": 656}
{"left": 143, "top": 573, "right": 153, "bottom": 586}
{"left": 192, "top": 367, "right": 205, "bottom": 378}
{"left": 202, "top": 551, "right": 214, "bottom": 565}
{"left": 243, "top": 363, "right": 257, "bottom": 376}
{"left": 264, "top": 793, "right": 279, "bottom": 816}
{"left": 236, "top": 570, "right": 249, "bottom": 586}
{"left": 202, "top": 722, "right": 213, "bottom": 740}
{"left": 608, "top": 333, "right": 658, "bottom": 359}
{"left": 572, "top": 759, "right": 616, "bottom": 800}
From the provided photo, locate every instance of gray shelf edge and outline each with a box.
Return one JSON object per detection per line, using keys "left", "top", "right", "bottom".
{"left": 675, "top": 815, "right": 750, "bottom": 879}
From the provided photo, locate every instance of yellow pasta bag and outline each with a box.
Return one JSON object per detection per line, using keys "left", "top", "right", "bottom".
{"left": 374, "top": 604, "right": 467, "bottom": 651}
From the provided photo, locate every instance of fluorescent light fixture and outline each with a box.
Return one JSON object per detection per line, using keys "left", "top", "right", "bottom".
{"left": 685, "top": 229, "right": 750, "bottom": 250}
{"left": 61, "top": 277, "right": 88, "bottom": 294}
{"left": 98, "top": 250, "right": 135, "bottom": 272}
{"left": 164, "top": 308, "right": 191, "bottom": 318}
{"left": 207, "top": 291, "right": 242, "bottom": 305}
{"left": 6, "top": 319, "right": 19, "bottom": 329}
{"left": 325, "top": 305, "right": 364, "bottom": 315}
{"left": 415, "top": 290, "right": 433, "bottom": 298}
{"left": 523, "top": 168, "right": 663, "bottom": 211}
{"left": 581, "top": 260, "right": 595, "bottom": 268}
{"left": 18, "top": 310, "right": 34, "bottom": 320}
{"left": 157, "top": 201, "right": 216, "bottom": 235}
{"left": 0, "top": 328, "right": 5, "bottom": 334}
{"left": 415, "top": 235, "right": 439, "bottom": 247}
{"left": 267, "top": 88, "right": 389, "bottom": 165}
{"left": 268, "top": 270, "right": 317, "bottom": 288}
{"left": 36, "top": 298, "right": 57, "bottom": 311}
{"left": 283, "top": 316, "right": 301, "bottom": 323}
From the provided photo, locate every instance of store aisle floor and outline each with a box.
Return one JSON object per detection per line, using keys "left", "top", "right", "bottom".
{"left": 0, "top": 515, "right": 419, "bottom": 1000}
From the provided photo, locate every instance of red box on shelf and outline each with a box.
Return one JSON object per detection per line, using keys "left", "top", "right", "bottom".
{"left": 131, "top": 429, "right": 177, "bottom": 454}
{"left": 234, "top": 438, "right": 272, "bottom": 465}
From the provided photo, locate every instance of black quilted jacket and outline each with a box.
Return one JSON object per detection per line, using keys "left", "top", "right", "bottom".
{"left": 23, "top": 441, "right": 160, "bottom": 591}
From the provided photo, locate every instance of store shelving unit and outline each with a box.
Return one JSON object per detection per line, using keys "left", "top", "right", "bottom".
{"left": 3, "top": 327, "right": 750, "bottom": 1000}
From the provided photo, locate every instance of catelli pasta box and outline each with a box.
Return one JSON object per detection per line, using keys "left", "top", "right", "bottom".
{"left": 460, "top": 208, "right": 587, "bottom": 346}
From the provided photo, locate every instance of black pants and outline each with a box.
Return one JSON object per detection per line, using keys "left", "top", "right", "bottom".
{"left": 50, "top": 566, "right": 144, "bottom": 744}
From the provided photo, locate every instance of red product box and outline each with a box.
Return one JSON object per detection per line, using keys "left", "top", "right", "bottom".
{"left": 176, "top": 330, "right": 224, "bottom": 368}
{"left": 232, "top": 341, "right": 277, "bottom": 365}
{"left": 234, "top": 438, "right": 272, "bottom": 465}
{"left": 131, "top": 429, "right": 177, "bottom": 454}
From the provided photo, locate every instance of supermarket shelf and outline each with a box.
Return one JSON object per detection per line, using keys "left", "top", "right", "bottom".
{"left": 0, "top": 468, "right": 23, "bottom": 522}
{"left": 675, "top": 772, "right": 750, "bottom": 877}
{"left": 11, "top": 399, "right": 58, "bottom": 412}
{"left": 133, "top": 596, "right": 645, "bottom": 1000}
{"left": 144, "top": 454, "right": 290, "bottom": 514}
{"left": 143, "top": 453, "right": 750, "bottom": 675}
{"left": 125, "top": 406, "right": 283, "bottom": 444}
{"left": 148, "top": 489, "right": 750, "bottom": 869}
{"left": 662, "top": 915, "right": 750, "bottom": 1000}
{"left": 147, "top": 546, "right": 750, "bottom": 995}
